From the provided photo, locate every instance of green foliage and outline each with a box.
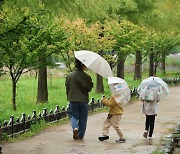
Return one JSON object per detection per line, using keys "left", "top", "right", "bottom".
{"left": 0, "top": 0, "right": 68, "bottom": 110}
{"left": 170, "top": 45, "right": 180, "bottom": 54}
{"left": 117, "top": 0, "right": 138, "bottom": 14}
{"left": 1, "top": 133, "right": 8, "bottom": 141}
{"left": 153, "top": 150, "right": 164, "bottom": 154}
{"left": 153, "top": 0, "right": 180, "bottom": 32}
{"left": 30, "top": 120, "right": 47, "bottom": 133}
{"left": 56, "top": 18, "right": 116, "bottom": 71}
{"left": 62, "top": 0, "right": 118, "bottom": 23}
{"left": 104, "top": 18, "right": 148, "bottom": 61}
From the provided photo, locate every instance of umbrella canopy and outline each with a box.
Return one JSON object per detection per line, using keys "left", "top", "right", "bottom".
{"left": 137, "top": 76, "right": 169, "bottom": 101}
{"left": 74, "top": 50, "right": 113, "bottom": 78}
{"left": 108, "top": 77, "right": 131, "bottom": 108}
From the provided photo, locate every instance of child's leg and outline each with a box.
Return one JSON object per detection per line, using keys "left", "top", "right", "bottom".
{"left": 143, "top": 115, "right": 150, "bottom": 138}
{"left": 148, "top": 115, "right": 155, "bottom": 137}
{"left": 145, "top": 115, "right": 151, "bottom": 131}
{"left": 102, "top": 118, "right": 111, "bottom": 136}
{"left": 111, "top": 115, "right": 124, "bottom": 139}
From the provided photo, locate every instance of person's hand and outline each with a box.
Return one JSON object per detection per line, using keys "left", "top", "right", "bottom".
{"left": 111, "top": 95, "right": 115, "bottom": 98}
{"left": 139, "top": 96, "right": 144, "bottom": 102}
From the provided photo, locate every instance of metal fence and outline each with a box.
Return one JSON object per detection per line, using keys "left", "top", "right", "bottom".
{"left": 0, "top": 98, "right": 105, "bottom": 139}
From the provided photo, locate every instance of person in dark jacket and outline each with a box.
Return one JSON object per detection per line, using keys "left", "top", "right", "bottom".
{"left": 65, "top": 58, "right": 93, "bottom": 140}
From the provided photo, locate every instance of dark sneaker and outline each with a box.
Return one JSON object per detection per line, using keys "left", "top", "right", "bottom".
{"left": 98, "top": 136, "right": 109, "bottom": 141}
{"left": 73, "top": 128, "right": 79, "bottom": 140}
{"left": 143, "top": 131, "right": 148, "bottom": 138}
{"left": 116, "top": 139, "right": 126, "bottom": 143}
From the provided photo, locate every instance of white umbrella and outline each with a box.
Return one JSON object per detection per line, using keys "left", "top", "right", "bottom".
{"left": 108, "top": 77, "right": 131, "bottom": 108}
{"left": 137, "top": 76, "right": 169, "bottom": 101}
{"left": 74, "top": 50, "right": 113, "bottom": 78}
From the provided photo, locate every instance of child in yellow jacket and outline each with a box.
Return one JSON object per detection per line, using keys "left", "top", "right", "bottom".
{"left": 98, "top": 95, "right": 126, "bottom": 143}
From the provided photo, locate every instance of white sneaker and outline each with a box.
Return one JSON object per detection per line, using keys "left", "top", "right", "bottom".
{"left": 116, "top": 139, "right": 126, "bottom": 143}
{"left": 148, "top": 137, "right": 153, "bottom": 140}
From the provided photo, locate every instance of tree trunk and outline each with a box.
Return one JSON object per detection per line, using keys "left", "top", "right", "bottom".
{"left": 12, "top": 79, "right": 17, "bottom": 111}
{"left": 134, "top": 51, "right": 142, "bottom": 80}
{"left": 149, "top": 53, "right": 154, "bottom": 76}
{"left": 95, "top": 50, "right": 104, "bottom": 93}
{"left": 161, "top": 52, "right": 166, "bottom": 75}
{"left": 117, "top": 57, "right": 125, "bottom": 79}
{"left": 154, "top": 61, "right": 159, "bottom": 76}
{"left": 96, "top": 74, "right": 104, "bottom": 93}
{"left": 37, "top": 57, "right": 48, "bottom": 103}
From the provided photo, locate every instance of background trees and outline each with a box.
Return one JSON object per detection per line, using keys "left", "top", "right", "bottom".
{"left": 0, "top": 0, "right": 179, "bottom": 110}
{"left": 0, "top": 1, "right": 67, "bottom": 109}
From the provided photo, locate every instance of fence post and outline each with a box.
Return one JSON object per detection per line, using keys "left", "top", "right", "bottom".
{"left": 32, "top": 110, "right": 37, "bottom": 119}
{"left": 97, "top": 99, "right": 100, "bottom": 108}
{"left": 90, "top": 98, "right": 95, "bottom": 112}
{"left": 101, "top": 95, "right": 105, "bottom": 108}
{"left": 3, "top": 120, "right": 8, "bottom": 127}
{"left": 54, "top": 105, "right": 60, "bottom": 113}
{"left": 20, "top": 113, "right": 26, "bottom": 133}
{"left": 42, "top": 108, "right": 47, "bottom": 121}
{"left": 16, "top": 117, "right": 20, "bottom": 123}
{"left": 8, "top": 115, "right": 14, "bottom": 137}
{"left": 54, "top": 105, "right": 60, "bottom": 120}
{"left": 32, "top": 110, "right": 37, "bottom": 124}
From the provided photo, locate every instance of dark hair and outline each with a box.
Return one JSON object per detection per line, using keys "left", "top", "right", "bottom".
{"left": 75, "top": 58, "right": 84, "bottom": 69}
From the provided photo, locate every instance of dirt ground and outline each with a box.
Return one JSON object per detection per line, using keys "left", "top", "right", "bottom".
{"left": 2, "top": 86, "right": 180, "bottom": 154}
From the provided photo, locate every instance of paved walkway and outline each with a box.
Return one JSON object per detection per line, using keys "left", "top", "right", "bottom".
{"left": 2, "top": 86, "right": 180, "bottom": 154}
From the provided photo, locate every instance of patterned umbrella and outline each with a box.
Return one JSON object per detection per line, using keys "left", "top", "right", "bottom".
{"left": 108, "top": 77, "right": 131, "bottom": 107}
{"left": 137, "top": 76, "right": 169, "bottom": 101}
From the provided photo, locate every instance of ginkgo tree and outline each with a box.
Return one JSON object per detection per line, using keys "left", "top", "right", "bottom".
{"left": 133, "top": 26, "right": 149, "bottom": 80}
{"left": 59, "top": 18, "right": 115, "bottom": 93}
{"left": 104, "top": 18, "right": 146, "bottom": 79}
{"left": 144, "top": 31, "right": 178, "bottom": 76}
{"left": 0, "top": 2, "right": 67, "bottom": 110}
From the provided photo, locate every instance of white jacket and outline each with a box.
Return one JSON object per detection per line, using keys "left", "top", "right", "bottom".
{"left": 139, "top": 97, "right": 159, "bottom": 115}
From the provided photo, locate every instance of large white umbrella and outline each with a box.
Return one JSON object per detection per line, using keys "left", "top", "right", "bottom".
{"left": 108, "top": 77, "right": 131, "bottom": 108}
{"left": 137, "top": 76, "right": 169, "bottom": 101}
{"left": 74, "top": 50, "right": 113, "bottom": 78}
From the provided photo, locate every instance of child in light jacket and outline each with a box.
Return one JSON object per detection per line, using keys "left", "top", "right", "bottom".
{"left": 139, "top": 96, "right": 159, "bottom": 140}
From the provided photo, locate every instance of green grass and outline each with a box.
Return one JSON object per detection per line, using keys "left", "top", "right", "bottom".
{"left": 153, "top": 150, "right": 164, "bottom": 154}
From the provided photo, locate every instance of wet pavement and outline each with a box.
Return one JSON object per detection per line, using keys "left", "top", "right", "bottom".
{"left": 2, "top": 86, "right": 180, "bottom": 154}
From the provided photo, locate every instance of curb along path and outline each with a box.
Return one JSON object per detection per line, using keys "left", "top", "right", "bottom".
{"left": 2, "top": 86, "right": 180, "bottom": 154}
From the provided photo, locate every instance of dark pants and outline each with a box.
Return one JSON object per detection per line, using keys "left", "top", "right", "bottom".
{"left": 145, "top": 115, "right": 155, "bottom": 137}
